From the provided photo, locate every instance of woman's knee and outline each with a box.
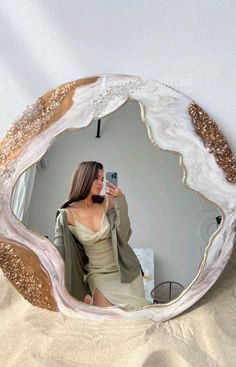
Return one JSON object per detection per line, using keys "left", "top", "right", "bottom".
{"left": 84, "top": 294, "right": 93, "bottom": 304}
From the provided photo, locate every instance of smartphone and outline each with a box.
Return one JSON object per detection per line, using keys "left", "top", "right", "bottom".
{"left": 106, "top": 171, "right": 118, "bottom": 187}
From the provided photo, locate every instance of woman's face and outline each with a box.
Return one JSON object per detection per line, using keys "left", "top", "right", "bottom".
{"left": 90, "top": 169, "right": 104, "bottom": 195}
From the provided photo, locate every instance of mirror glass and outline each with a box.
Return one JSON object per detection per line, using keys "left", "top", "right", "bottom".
{"left": 11, "top": 101, "right": 222, "bottom": 307}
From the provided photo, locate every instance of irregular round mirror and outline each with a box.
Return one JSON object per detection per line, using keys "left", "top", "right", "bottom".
{"left": 0, "top": 75, "right": 235, "bottom": 321}
{"left": 11, "top": 102, "right": 222, "bottom": 305}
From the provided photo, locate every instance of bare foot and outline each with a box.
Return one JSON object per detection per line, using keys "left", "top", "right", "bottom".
{"left": 84, "top": 294, "right": 93, "bottom": 305}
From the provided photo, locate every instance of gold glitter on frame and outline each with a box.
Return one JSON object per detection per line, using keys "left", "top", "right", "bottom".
{"left": 0, "top": 242, "right": 58, "bottom": 311}
{"left": 0, "top": 77, "right": 99, "bottom": 169}
{"left": 189, "top": 102, "right": 236, "bottom": 183}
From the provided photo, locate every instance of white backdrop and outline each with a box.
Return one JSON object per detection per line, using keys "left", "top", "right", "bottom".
{"left": 0, "top": 0, "right": 235, "bottom": 155}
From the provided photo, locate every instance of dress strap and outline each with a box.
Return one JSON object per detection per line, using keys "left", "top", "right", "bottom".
{"left": 66, "top": 207, "right": 78, "bottom": 224}
{"left": 67, "top": 201, "right": 107, "bottom": 223}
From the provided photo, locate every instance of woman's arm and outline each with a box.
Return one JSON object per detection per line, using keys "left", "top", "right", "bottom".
{"left": 106, "top": 183, "right": 132, "bottom": 244}
{"left": 54, "top": 213, "right": 65, "bottom": 259}
{"left": 113, "top": 195, "right": 132, "bottom": 244}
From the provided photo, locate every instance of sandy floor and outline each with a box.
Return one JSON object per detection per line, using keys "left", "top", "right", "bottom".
{"left": 0, "top": 247, "right": 236, "bottom": 367}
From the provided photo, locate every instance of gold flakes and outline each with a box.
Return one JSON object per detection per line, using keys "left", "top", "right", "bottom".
{"left": 189, "top": 102, "right": 236, "bottom": 183}
{"left": 0, "top": 78, "right": 99, "bottom": 170}
{"left": 0, "top": 77, "right": 100, "bottom": 310}
{"left": 0, "top": 81, "right": 78, "bottom": 168}
{"left": 0, "top": 242, "right": 58, "bottom": 311}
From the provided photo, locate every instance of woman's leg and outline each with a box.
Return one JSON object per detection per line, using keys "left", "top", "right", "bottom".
{"left": 84, "top": 288, "right": 114, "bottom": 307}
{"left": 93, "top": 288, "right": 114, "bottom": 307}
{"left": 84, "top": 294, "right": 93, "bottom": 304}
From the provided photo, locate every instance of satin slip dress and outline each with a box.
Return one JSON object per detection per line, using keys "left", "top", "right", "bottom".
{"left": 68, "top": 196, "right": 151, "bottom": 310}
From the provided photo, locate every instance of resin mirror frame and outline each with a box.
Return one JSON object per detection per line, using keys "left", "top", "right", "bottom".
{"left": 0, "top": 74, "right": 236, "bottom": 322}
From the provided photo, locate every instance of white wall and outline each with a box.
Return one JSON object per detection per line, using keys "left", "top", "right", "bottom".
{"left": 25, "top": 101, "right": 220, "bottom": 287}
{"left": 0, "top": 1, "right": 235, "bottom": 155}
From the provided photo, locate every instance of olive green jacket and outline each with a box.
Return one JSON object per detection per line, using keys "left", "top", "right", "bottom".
{"left": 54, "top": 195, "right": 143, "bottom": 302}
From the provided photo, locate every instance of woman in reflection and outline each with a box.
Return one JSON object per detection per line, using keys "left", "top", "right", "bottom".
{"left": 54, "top": 161, "right": 151, "bottom": 310}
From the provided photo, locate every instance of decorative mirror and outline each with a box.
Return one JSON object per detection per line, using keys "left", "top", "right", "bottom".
{"left": 0, "top": 74, "right": 235, "bottom": 322}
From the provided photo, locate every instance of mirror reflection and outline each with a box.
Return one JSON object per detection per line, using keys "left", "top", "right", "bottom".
{"left": 11, "top": 101, "right": 221, "bottom": 309}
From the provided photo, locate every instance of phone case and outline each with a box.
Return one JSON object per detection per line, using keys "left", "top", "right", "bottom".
{"left": 106, "top": 171, "right": 118, "bottom": 187}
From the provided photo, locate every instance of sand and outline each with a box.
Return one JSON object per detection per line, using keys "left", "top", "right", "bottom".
{"left": 0, "top": 247, "right": 236, "bottom": 367}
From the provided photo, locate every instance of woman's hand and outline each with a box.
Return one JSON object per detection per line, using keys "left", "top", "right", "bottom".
{"left": 105, "top": 181, "right": 123, "bottom": 198}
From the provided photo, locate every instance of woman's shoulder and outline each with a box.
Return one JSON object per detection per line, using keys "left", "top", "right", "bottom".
{"left": 58, "top": 207, "right": 74, "bottom": 225}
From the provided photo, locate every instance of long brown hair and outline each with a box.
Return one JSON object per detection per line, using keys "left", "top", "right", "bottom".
{"left": 59, "top": 161, "right": 105, "bottom": 210}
